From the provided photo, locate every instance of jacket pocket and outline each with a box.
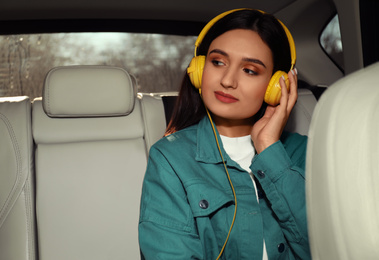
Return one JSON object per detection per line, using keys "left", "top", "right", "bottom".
{"left": 184, "top": 180, "right": 238, "bottom": 259}
{"left": 185, "top": 180, "right": 234, "bottom": 218}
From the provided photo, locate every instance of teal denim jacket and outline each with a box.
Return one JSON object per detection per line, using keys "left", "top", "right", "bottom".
{"left": 139, "top": 116, "right": 311, "bottom": 259}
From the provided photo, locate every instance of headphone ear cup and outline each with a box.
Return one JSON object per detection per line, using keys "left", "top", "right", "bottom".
{"left": 187, "top": 55, "right": 206, "bottom": 89}
{"left": 264, "top": 71, "right": 289, "bottom": 106}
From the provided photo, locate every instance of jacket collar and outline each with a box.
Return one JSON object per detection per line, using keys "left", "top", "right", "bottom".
{"left": 195, "top": 116, "right": 241, "bottom": 170}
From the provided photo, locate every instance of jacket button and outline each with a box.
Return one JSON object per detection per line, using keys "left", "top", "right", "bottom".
{"left": 257, "top": 170, "right": 265, "bottom": 178}
{"left": 278, "top": 243, "right": 285, "bottom": 253}
{"left": 199, "top": 200, "right": 209, "bottom": 209}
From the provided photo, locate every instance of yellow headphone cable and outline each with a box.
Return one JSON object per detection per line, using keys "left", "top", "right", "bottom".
{"left": 203, "top": 99, "right": 237, "bottom": 260}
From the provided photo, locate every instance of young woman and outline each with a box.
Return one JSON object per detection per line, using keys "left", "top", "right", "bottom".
{"left": 139, "top": 9, "right": 311, "bottom": 260}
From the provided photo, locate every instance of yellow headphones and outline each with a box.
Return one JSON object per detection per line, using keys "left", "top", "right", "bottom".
{"left": 187, "top": 8, "right": 296, "bottom": 106}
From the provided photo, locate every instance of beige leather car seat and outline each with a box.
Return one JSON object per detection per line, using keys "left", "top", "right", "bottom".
{"left": 32, "top": 66, "right": 148, "bottom": 260}
{"left": 306, "top": 62, "right": 379, "bottom": 259}
{"left": 0, "top": 96, "right": 37, "bottom": 260}
{"left": 284, "top": 88, "right": 318, "bottom": 136}
{"left": 138, "top": 93, "right": 166, "bottom": 151}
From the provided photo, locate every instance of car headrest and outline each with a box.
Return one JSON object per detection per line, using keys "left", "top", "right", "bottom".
{"left": 306, "top": 62, "right": 379, "bottom": 259}
{"left": 42, "top": 66, "right": 135, "bottom": 118}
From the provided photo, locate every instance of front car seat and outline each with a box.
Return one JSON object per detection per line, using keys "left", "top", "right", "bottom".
{"left": 306, "top": 62, "right": 379, "bottom": 259}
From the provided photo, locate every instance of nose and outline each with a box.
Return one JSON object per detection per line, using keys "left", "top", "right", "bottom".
{"left": 220, "top": 68, "right": 237, "bottom": 89}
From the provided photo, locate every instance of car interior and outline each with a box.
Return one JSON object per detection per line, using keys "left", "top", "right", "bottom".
{"left": 0, "top": 0, "right": 378, "bottom": 259}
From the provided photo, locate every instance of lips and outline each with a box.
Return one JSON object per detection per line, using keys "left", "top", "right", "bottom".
{"left": 214, "top": 91, "right": 239, "bottom": 103}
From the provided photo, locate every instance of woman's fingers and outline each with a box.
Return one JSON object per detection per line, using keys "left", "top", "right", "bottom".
{"left": 279, "top": 74, "right": 289, "bottom": 108}
{"left": 279, "top": 68, "right": 298, "bottom": 114}
{"left": 287, "top": 68, "right": 298, "bottom": 111}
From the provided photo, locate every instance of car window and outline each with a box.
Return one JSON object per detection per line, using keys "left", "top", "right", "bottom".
{"left": 0, "top": 33, "right": 197, "bottom": 99}
{"left": 320, "top": 14, "right": 344, "bottom": 72}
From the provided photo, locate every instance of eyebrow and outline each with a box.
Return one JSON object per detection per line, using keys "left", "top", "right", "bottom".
{"left": 209, "top": 49, "right": 267, "bottom": 68}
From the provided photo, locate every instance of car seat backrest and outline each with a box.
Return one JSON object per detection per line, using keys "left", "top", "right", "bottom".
{"left": 32, "top": 66, "right": 146, "bottom": 260}
{"left": 284, "top": 88, "right": 318, "bottom": 135}
{"left": 0, "top": 96, "right": 37, "bottom": 260}
{"left": 306, "top": 62, "right": 379, "bottom": 260}
{"left": 138, "top": 94, "right": 166, "bottom": 151}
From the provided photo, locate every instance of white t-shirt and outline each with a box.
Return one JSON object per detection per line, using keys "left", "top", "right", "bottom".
{"left": 220, "top": 135, "right": 268, "bottom": 260}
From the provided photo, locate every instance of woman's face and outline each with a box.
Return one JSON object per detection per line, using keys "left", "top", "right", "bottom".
{"left": 201, "top": 29, "right": 274, "bottom": 125}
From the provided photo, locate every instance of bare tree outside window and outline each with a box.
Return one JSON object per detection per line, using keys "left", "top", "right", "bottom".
{"left": 0, "top": 33, "right": 196, "bottom": 99}
{"left": 320, "top": 15, "right": 344, "bottom": 71}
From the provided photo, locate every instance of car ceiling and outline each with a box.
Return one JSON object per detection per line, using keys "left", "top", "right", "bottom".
{"left": 0, "top": 0, "right": 296, "bottom": 22}
{"left": 0, "top": 0, "right": 305, "bottom": 36}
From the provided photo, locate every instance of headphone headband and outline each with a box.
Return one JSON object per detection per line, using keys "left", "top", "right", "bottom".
{"left": 194, "top": 8, "right": 296, "bottom": 70}
{"left": 194, "top": 9, "right": 244, "bottom": 56}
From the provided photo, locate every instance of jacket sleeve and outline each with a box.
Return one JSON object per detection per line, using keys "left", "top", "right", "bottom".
{"left": 250, "top": 133, "right": 311, "bottom": 260}
{"left": 139, "top": 146, "right": 203, "bottom": 260}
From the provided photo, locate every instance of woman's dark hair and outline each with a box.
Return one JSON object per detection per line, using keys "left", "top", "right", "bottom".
{"left": 165, "top": 9, "right": 292, "bottom": 135}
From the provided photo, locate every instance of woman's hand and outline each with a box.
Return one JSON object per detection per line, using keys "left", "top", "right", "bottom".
{"left": 251, "top": 69, "right": 298, "bottom": 154}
